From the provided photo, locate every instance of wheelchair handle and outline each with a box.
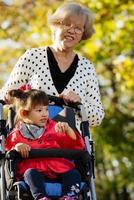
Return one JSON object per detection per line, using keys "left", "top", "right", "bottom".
{"left": 48, "top": 95, "right": 82, "bottom": 110}
{"left": 0, "top": 100, "right": 6, "bottom": 105}
{"left": 1, "top": 96, "right": 81, "bottom": 110}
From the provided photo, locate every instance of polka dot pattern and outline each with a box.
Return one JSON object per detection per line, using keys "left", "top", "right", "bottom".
{"left": 0, "top": 47, "right": 104, "bottom": 129}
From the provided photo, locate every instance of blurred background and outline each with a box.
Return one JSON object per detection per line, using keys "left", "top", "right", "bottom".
{"left": 0, "top": 0, "right": 134, "bottom": 199}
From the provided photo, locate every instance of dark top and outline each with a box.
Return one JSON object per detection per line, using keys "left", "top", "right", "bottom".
{"left": 47, "top": 47, "right": 79, "bottom": 94}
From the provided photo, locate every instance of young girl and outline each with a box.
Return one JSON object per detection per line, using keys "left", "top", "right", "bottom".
{"left": 5, "top": 89, "right": 85, "bottom": 200}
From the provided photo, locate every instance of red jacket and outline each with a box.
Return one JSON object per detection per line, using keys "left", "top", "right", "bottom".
{"left": 5, "top": 119, "right": 85, "bottom": 179}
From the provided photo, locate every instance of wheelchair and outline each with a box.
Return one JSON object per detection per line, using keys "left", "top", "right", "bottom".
{"left": 0, "top": 96, "right": 96, "bottom": 200}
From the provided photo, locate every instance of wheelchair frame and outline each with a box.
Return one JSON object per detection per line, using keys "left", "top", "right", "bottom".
{"left": 0, "top": 96, "right": 96, "bottom": 200}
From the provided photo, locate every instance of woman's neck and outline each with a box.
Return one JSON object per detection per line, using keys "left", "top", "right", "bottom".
{"left": 50, "top": 44, "right": 75, "bottom": 58}
{"left": 50, "top": 45, "right": 76, "bottom": 72}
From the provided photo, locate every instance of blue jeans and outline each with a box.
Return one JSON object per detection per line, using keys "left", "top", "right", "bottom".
{"left": 23, "top": 168, "right": 81, "bottom": 200}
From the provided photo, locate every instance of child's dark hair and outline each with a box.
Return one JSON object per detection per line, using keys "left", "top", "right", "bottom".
{"left": 8, "top": 89, "right": 49, "bottom": 111}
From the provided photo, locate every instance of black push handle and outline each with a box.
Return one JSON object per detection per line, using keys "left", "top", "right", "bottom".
{"left": 48, "top": 95, "right": 81, "bottom": 110}
{"left": 0, "top": 100, "right": 5, "bottom": 105}
{"left": 0, "top": 95, "right": 81, "bottom": 109}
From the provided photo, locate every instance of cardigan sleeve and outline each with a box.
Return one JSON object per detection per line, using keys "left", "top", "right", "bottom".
{"left": 77, "top": 58, "right": 105, "bottom": 127}
{"left": 0, "top": 49, "right": 33, "bottom": 100}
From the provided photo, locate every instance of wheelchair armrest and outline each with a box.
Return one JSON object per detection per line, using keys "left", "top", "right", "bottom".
{"left": 6, "top": 148, "right": 90, "bottom": 161}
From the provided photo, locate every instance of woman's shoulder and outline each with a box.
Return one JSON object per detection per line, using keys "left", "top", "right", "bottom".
{"left": 78, "top": 53, "right": 93, "bottom": 65}
{"left": 25, "top": 46, "right": 48, "bottom": 54}
{"left": 19, "top": 46, "right": 48, "bottom": 63}
{"left": 77, "top": 54, "right": 95, "bottom": 72}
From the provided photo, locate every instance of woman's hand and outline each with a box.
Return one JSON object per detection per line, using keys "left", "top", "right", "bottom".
{"left": 55, "top": 122, "right": 76, "bottom": 140}
{"left": 4, "top": 92, "right": 14, "bottom": 105}
{"left": 59, "top": 90, "right": 81, "bottom": 103}
{"left": 14, "top": 143, "right": 31, "bottom": 158}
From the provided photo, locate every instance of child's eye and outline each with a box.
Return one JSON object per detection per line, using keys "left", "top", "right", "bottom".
{"left": 37, "top": 109, "right": 42, "bottom": 112}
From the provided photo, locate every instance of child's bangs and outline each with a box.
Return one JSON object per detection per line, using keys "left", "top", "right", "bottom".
{"left": 27, "top": 92, "right": 48, "bottom": 110}
{"left": 32, "top": 99, "right": 48, "bottom": 108}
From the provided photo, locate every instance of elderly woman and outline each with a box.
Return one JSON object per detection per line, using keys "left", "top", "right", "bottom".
{"left": 0, "top": 2, "right": 104, "bottom": 130}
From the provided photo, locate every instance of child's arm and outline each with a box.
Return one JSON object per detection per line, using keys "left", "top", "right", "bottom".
{"left": 55, "top": 122, "right": 76, "bottom": 140}
{"left": 14, "top": 143, "right": 31, "bottom": 158}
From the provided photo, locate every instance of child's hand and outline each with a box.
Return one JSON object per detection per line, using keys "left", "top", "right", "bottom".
{"left": 14, "top": 143, "right": 31, "bottom": 158}
{"left": 55, "top": 122, "right": 76, "bottom": 140}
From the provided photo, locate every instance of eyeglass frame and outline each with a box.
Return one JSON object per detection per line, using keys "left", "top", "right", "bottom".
{"left": 55, "top": 21, "right": 84, "bottom": 35}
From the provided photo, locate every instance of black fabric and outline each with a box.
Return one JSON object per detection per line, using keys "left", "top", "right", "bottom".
{"left": 75, "top": 151, "right": 92, "bottom": 184}
{"left": 60, "top": 169, "right": 81, "bottom": 196}
{"left": 47, "top": 47, "right": 79, "bottom": 94}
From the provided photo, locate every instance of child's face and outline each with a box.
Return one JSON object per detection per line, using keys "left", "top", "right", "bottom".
{"left": 26, "top": 105, "right": 49, "bottom": 127}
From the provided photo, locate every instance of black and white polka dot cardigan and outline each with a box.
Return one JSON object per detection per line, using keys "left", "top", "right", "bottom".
{"left": 0, "top": 46, "right": 104, "bottom": 129}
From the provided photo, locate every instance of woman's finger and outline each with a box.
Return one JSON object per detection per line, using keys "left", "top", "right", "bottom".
{"left": 59, "top": 90, "right": 81, "bottom": 103}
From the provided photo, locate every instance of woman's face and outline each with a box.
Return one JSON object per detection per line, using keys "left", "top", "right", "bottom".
{"left": 52, "top": 14, "right": 86, "bottom": 50}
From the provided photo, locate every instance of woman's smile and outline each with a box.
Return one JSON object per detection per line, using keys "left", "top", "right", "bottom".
{"left": 64, "top": 35, "right": 75, "bottom": 41}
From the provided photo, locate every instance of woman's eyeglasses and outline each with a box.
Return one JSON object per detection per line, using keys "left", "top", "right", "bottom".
{"left": 57, "top": 21, "right": 84, "bottom": 35}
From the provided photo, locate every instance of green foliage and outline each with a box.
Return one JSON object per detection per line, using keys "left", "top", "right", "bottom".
{"left": 0, "top": 0, "right": 134, "bottom": 199}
